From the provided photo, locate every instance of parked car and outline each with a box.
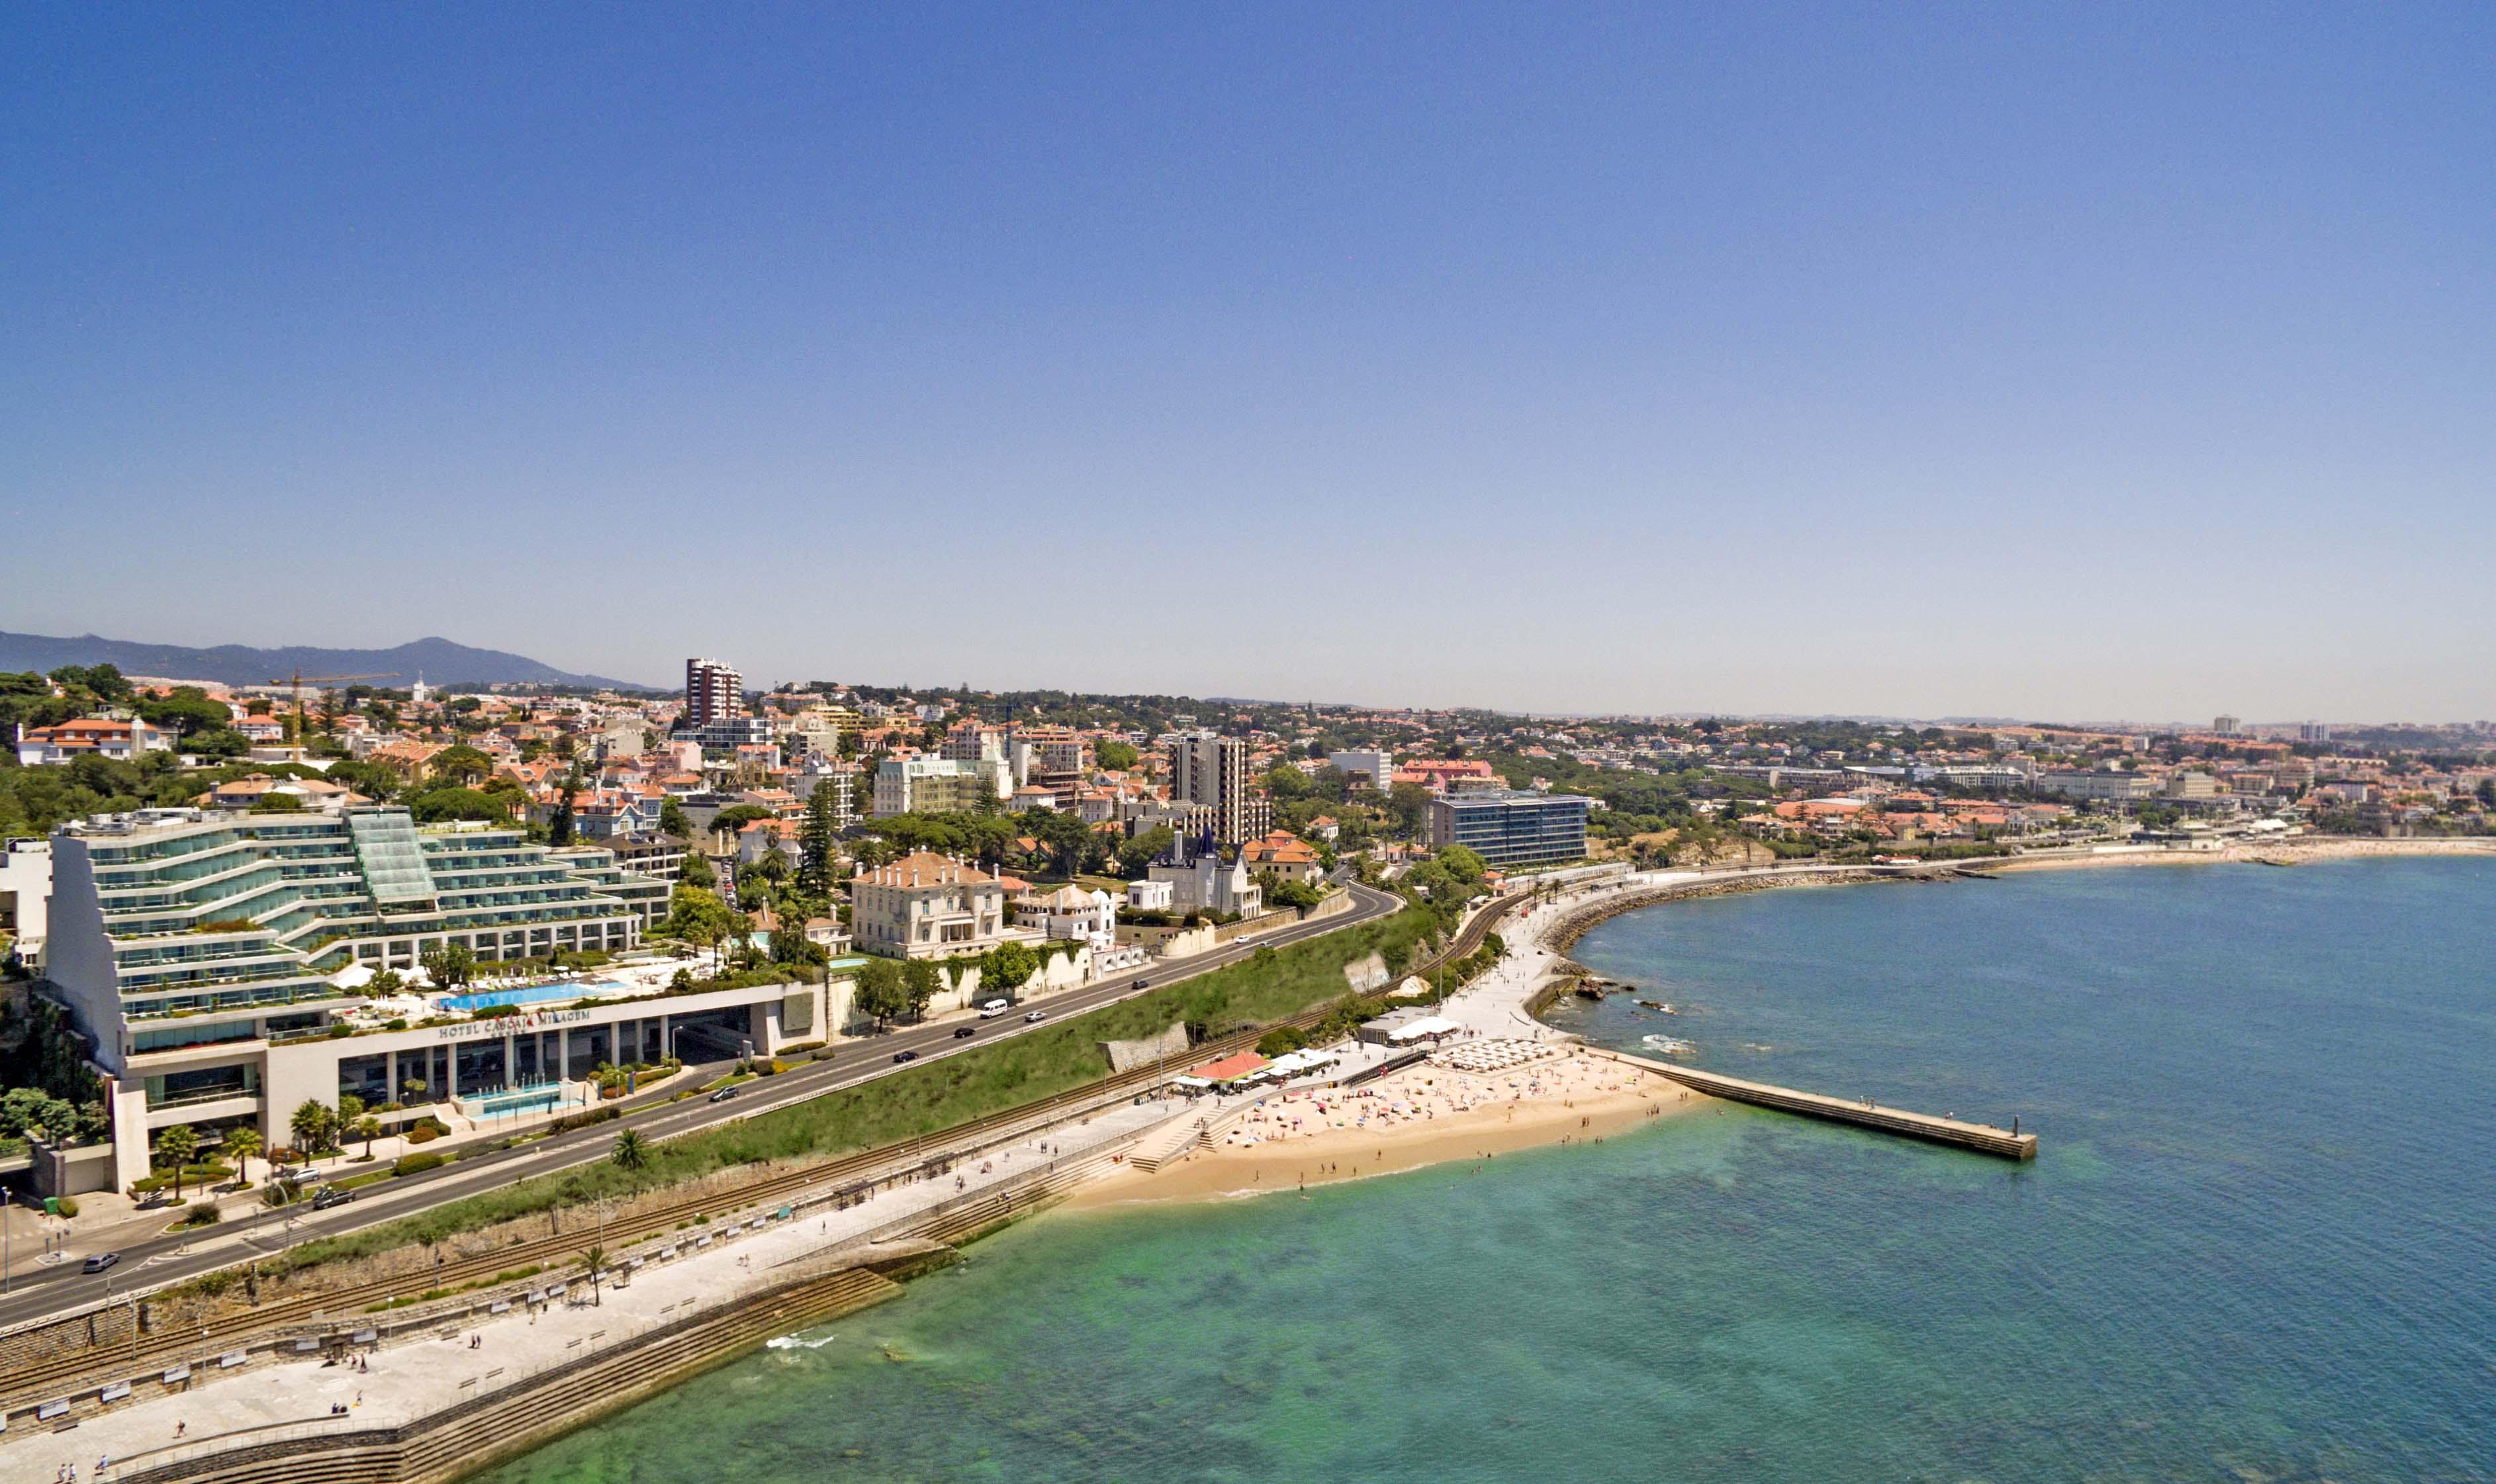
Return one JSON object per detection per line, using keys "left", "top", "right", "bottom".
{"left": 1024, "top": 1009, "right": 1048, "bottom": 1023}
{"left": 892, "top": 1049, "right": 919, "bottom": 1064}
{"left": 312, "top": 1185, "right": 354, "bottom": 1211}
{"left": 953, "top": 1026, "right": 976, "bottom": 1039}
{"left": 83, "top": 1252, "right": 120, "bottom": 1275}
{"left": 708, "top": 1086, "right": 739, "bottom": 1103}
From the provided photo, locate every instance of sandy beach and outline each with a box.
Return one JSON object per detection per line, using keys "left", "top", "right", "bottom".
{"left": 1988, "top": 837, "right": 2496, "bottom": 873}
{"left": 1065, "top": 1048, "right": 1700, "bottom": 1207}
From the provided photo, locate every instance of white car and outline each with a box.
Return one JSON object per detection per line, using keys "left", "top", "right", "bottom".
{"left": 977, "top": 999, "right": 1010, "bottom": 1018}
{"left": 1024, "top": 1009, "right": 1048, "bottom": 1023}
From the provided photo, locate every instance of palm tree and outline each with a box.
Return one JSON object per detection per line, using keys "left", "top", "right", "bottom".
{"left": 156, "top": 1123, "right": 199, "bottom": 1199}
{"left": 354, "top": 1117, "right": 383, "bottom": 1158}
{"left": 336, "top": 1095, "right": 366, "bottom": 1161}
{"left": 290, "top": 1100, "right": 334, "bottom": 1164}
{"left": 578, "top": 1243, "right": 607, "bottom": 1307}
{"left": 610, "top": 1128, "right": 649, "bottom": 1173}
{"left": 224, "top": 1125, "right": 263, "bottom": 1186}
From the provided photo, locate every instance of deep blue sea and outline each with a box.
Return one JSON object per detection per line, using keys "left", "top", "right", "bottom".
{"left": 479, "top": 859, "right": 2496, "bottom": 1483}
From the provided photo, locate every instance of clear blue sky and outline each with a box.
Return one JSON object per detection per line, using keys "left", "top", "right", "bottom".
{"left": 6, "top": 5, "right": 2491, "bottom": 721}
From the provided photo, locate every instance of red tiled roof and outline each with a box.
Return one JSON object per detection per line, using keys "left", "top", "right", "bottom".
{"left": 1185, "top": 1052, "right": 1271, "bottom": 1082}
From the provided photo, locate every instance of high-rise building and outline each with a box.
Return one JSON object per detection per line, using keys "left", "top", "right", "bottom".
{"left": 1168, "top": 731, "right": 1267, "bottom": 845}
{"left": 684, "top": 657, "right": 743, "bottom": 727}
{"left": 2213, "top": 715, "right": 2241, "bottom": 737}
{"left": 1009, "top": 725, "right": 1089, "bottom": 806}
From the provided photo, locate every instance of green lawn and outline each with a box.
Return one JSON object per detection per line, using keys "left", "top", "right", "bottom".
{"left": 255, "top": 902, "right": 1435, "bottom": 1277}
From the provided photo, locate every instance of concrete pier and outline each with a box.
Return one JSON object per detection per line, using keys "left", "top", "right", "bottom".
{"left": 1600, "top": 1050, "right": 2037, "bottom": 1160}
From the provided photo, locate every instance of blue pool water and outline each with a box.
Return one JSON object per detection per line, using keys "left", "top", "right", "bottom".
{"left": 437, "top": 980, "right": 623, "bottom": 1011}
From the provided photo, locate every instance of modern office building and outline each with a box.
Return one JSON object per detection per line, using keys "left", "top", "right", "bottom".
{"left": 1325, "top": 750, "right": 1391, "bottom": 790}
{"left": 41, "top": 806, "right": 833, "bottom": 1190}
{"left": 1426, "top": 790, "right": 1592, "bottom": 868}
{"left": 684, "top": 657, "right": 743, "bottom": 727}
{"left": 870, "top": 754, "right": 1009, "bottom": 817}
{"left": 2031, "top": 770, "right": 2160, "bottom": 802}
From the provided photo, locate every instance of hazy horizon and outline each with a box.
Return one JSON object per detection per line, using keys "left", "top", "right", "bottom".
{"left": 7, "top": 6, "right": 2491, "bottom": 719}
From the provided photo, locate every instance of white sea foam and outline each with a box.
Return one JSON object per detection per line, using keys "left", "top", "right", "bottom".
{"left": 766, "top": 1333, "right": 837, "bottom": 1351}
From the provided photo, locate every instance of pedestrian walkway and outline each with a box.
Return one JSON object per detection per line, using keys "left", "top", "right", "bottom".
{"left": 8, "top": 1097, "right": 1184, "bottom": 1481}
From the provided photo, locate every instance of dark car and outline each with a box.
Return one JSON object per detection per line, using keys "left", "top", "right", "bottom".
{"left": 1131, "top": 977, "right": 1150, "bottom": 990}
{"left": 83, "top": 1252, "right": 120, "bottom": 1275}
{"left": 892, "top": 1049, "right": 919, "bottom": 1064}
{"left": 952, "top": 1026, "right": 976, "bottom": 1039}
{"left": 708, "top": 1086, "right": 740, "bottom": 1103}
{"left": 312, "top": 1185, "right": 354, "bottom": 1211}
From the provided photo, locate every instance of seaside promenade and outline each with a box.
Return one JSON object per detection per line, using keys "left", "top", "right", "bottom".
{"left": 7, "top": 1097, "right": 1191, "bottom": 1483}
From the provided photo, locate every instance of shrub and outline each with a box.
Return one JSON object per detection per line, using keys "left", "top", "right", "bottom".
{"left": 175, "top": 1203, "right": 222, "bottom": 1228}
{"left": 394, "top": 1152, "right": 446, "bottom": 1178}
{"left": 404, "top": 1125, "right": 440, "bottom": 1144}
{"left": 55, "top": 1197, "right": 78, "bottom": 1219}
{"left": 1256, "top": 1025, "right": 1309, "bottom": 1057}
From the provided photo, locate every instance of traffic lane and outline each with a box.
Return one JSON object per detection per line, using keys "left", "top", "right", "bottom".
{"left": 5, "top": 884, "right": 1405, "bottom": 1320}
{"left": 0, "top": 885, "right": 1403, "bottom": 1322}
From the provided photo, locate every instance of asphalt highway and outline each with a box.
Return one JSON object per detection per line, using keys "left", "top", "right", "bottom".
{"left": 0, "top": 880, "right": 1402, "bottom": 1331}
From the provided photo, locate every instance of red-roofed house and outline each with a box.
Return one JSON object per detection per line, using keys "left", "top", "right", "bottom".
{"left": 15, "top": 718, "right": 169, "bottom": 766}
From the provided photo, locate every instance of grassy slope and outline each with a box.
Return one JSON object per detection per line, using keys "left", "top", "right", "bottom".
{"left": 266, "top": 904, "right": 1435, "bottom": 1273}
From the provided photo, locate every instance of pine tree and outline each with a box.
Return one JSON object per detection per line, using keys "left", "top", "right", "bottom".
{"left": 798, "top": 786, "right": 840, "bottom": 894}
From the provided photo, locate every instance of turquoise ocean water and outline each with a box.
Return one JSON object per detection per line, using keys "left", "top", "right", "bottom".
{"left": 479, "top": 859, "right": 2495, "bottom": 1483}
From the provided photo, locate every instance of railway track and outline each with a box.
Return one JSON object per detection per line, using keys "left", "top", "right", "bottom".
{"left": 0, "top": 1008, "right": 1318, "bottom": 1405}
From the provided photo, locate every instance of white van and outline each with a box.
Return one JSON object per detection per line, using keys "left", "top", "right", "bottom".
{"left": 977, "top": 999, "right": 1010, "bottom": 1018}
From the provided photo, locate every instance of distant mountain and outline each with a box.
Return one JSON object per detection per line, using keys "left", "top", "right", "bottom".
{"left": 0, "top": 631, "right": 657, "bottom": 692}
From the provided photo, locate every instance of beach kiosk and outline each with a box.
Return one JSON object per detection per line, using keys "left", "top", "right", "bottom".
{"left": 1172, "top": 1050, "right": 1273, "bottom": 1097}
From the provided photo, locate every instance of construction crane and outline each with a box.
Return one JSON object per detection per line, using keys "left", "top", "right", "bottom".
{"left": 267, "top": 671, "right": 397, "bottom": 751}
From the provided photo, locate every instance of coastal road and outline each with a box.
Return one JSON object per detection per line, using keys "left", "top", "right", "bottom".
{"left": 0, "top": 881, "right": 1404, "bottom": 1333}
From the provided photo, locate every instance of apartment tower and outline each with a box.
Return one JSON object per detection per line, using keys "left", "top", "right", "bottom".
{"left": 684, "top": 657, "right": 743, "bottom": 727}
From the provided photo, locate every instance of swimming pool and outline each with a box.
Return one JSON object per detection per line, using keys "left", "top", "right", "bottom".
{"left": 437, "top": 980, "right": 625, "bottom": 1012}
{"left": 470, "top": 1086, "right": 563, "bottom": 1116}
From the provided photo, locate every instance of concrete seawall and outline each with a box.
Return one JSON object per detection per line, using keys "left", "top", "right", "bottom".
{"left": 1544, "top": 864, "right": 1974, "bottom": 958}
{"left": 1600, "top": 1050, "right": 2037, "bottom": 1160}
{"left": 105, "top": 1145, "right": 1135, "bottom": 1484}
